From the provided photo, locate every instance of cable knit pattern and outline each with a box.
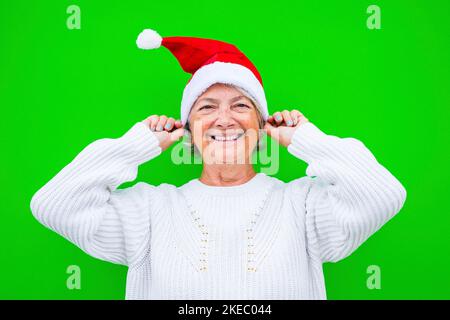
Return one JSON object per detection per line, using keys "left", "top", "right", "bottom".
{"left": 30, "top": 121, "right": 406, "bottom": 299}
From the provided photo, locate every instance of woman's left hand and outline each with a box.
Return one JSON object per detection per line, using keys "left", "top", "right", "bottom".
{"left": 264, "top": 109, "right": 310, "bottom": 147}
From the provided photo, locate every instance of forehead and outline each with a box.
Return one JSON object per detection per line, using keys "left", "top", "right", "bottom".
{"left": 198, "top": 83, "right": 248, "bottom": 100}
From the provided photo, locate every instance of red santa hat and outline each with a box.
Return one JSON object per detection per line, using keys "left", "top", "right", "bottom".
{"left": 136, "top": 29, "right": 268, "bottom": 125}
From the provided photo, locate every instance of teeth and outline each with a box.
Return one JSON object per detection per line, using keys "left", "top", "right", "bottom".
{"left": 215, "top": 135, "right": 237, "bottom": 141}
{"left": 212, "top": 133, "right": 244, "bottom": 141}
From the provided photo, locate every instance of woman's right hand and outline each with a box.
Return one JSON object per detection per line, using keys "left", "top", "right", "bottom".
{"left": 142, "top": 115, "right": 185, "bottom": 151}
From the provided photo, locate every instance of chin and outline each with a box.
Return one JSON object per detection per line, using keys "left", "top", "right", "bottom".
{"left": 202, "top": 144, "right": 251, "bottom": 165}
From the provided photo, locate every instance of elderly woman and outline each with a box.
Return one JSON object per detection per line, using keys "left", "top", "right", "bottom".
{"left": 30, "top": 29, "right": 406, "bottom": 300}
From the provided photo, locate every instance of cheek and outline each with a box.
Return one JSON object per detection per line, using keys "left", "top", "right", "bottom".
{"left": 244, "top": 119, "right": 261, "bottom": 145}
{"left": 191, "top": 119, "right": 213, "bottom": 144}
{"left": 238, "top": 110, "right": 259, "bottom": 126}
{"left": 240, "top": 115, "right": 260, "bottom": 134}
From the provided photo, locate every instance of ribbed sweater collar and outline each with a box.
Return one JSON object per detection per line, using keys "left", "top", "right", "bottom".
{"left": 183, "top": 173, "right": 270, "bottom": 197}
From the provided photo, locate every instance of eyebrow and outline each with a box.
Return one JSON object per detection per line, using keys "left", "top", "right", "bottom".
{"left": 229, "top": 95, "right": 248, "bottom": 103}
{"left": 196, "top": 97, "right": 220, "bottom": 104}
{"left": 196, "top": 95, "right": 248, "bottom": 105}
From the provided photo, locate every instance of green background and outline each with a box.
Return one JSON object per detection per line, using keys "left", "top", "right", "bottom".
{"left": 1, "top": 0, "right": 449, "bottom": 299}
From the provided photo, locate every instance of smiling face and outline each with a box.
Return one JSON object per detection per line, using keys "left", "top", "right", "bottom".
{"left": 187, "top": 83, "right": 263, "bottom": 164}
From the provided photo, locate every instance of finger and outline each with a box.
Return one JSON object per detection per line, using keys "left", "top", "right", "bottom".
{"left": 170, "top": 128, "right": 185, "bottom": 142}
{"left": 164, "top": 117, "right": 175, "bottom": 131}
{"left": 290, "top": 110, "right": 302, "bottom": 125}
{"left": 263, "top": 121, "right": 276, "bottom": 136}
{"left": 264, "top": 121, "right": 283, "bottom": 144}
{"left": 149, "top": 115, "right": 159, "bottom": 131}
{"left": 292, "top": 110, "right": 309, "bottom": 127}
{"left": 142, "top": 117, "right": 151, "bottom": 127}
{"left": 273, "top": 112, "right": 283, "bottom": 125}
{"left": 174, "top": 120, "right": 183, "bottom": 128}
{"left": 282, "top": 110, "right": 293, "bottom": 127}
{"left": 298, "top": 114, "right": 310, "bottom": 126}
{"left": 267, "top": 115, "right": 274, "bottom": 124}
{"left": 156, "top": 115, "right": 168, "bottom": 132}
{"left": 143, "top": 115, "right": 157, "bottom": 128}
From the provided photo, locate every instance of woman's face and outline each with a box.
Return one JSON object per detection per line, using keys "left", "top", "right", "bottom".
{"left": 188, "top": 83, "right": 261, "bottom": 164}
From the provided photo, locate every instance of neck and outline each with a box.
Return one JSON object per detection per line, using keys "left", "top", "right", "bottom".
{"left": 199, "top": 164, "right": 257, "bottom": 187}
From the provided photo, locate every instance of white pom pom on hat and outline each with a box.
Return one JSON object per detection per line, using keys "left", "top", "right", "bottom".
{"left": 136, "top": 28, "right": 268, "bottom": 125}
{"left": 136, "top": 29, "right": 163, "bottom": 49}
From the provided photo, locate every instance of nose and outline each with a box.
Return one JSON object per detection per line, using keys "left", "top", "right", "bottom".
{"left": 215, "top": 108, "right": 236, "bottom": 129}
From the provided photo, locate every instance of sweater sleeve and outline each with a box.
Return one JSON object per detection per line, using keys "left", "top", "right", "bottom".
{"left": 30, "top": 122, "right": 162, "bottom": 267}
{"left": 287, "top": 122, "right": 407, "bottom": 263}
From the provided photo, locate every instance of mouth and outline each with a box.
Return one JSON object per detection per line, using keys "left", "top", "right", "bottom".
{"left": 208, "top": 132, "right": 245, "bottom": 142}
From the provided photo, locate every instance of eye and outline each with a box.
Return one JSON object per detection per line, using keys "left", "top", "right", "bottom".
{"left": 235, "top": 103, "right": 250, "bottom": 109}
{"left": 199, "top": 105, "right": 214, "bottom": 111}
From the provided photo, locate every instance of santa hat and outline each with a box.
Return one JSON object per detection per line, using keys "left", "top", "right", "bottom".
{"left": 136, "top": 29, "right": 268, "bottom": 125}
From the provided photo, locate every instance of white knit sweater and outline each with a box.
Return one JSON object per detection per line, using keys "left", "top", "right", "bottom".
{"left": 30, "top": 121, "right": 406, "bottom": 300}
